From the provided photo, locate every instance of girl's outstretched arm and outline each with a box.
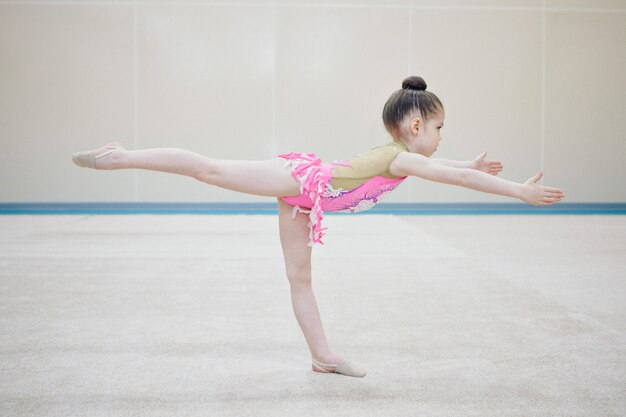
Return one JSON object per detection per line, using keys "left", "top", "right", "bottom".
{"left": 431, "top": 151, "right": 503, "bottom": 175}
{"left": 389, "top": 152, "right": 565, "bottom": 206}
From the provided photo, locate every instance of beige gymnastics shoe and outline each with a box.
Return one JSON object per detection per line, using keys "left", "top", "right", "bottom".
{"left": 72, "top": 142, "right": 123, "bottom": 169}
{"left": 312, "top": 358, "right": 367, "bottom": 378}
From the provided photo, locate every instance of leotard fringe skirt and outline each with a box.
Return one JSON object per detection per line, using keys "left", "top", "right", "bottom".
{"left": 278, "top": 152, "right": 348, "bottom": 246}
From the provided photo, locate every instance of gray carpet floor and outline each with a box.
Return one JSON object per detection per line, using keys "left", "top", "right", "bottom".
{"left": 1, "top": 214, "right": 624, "bottom": 416}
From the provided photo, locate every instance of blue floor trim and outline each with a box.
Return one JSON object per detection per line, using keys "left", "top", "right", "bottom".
{"left": 1, "top": 202, "right": 625, "bottom": 215}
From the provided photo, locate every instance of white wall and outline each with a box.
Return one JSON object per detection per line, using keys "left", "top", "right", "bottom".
{"left": 1, "top": 0, "right": 624, "bottom": 203}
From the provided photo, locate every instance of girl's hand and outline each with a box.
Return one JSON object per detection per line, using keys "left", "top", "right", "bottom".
{"left": 520, "top": 171, "right": 565, "bottom": 206}
{"left": 473, "top": 151, "right": 503, "bottom": 175}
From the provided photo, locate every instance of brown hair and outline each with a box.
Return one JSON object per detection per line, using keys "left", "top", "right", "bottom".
{"left": 382, "top": 76, "right": 444, "bottom": 135}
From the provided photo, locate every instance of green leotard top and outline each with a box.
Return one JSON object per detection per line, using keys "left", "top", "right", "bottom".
{"left": 329, "top": 140, "right": 410, "bottom": 191}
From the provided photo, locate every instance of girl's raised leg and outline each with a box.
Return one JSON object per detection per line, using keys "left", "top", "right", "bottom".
{"left": 72, "top": 142, "right": 301, "bottom": 197}
{"left": 277, "top": 198, "right": 344, "bottom": 372}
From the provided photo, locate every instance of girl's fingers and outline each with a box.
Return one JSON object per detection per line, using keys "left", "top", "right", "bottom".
{"left": 541, "top": 196, "right": 562, "bottom": 203}
{"left": 543, "top": 186, "right": 563, "bottom": 193}
{"left": 541, "top": 197, "right": 561, "bottom": 204}
{"left": 489, "top": 164, "right": 503, "bottom": 171}
{"left": 540, "top": 186, "right": 564, "bottom": 195}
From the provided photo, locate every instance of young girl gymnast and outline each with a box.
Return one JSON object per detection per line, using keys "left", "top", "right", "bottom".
{"left": 72, "top": 75, "right": 564, "bottom": 378}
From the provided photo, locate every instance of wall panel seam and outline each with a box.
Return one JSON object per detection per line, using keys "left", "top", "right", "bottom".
{"left": 133, "top": 0, "right": 139, "bottom": 201}
{"left": 271, "top": 0, "right": 277, "bottom": 156}
{"left": 407, "top": 4, "right": 412, "bottom": 203}
{"left": 541, "top": 0, "right": 546, "bottom": 175}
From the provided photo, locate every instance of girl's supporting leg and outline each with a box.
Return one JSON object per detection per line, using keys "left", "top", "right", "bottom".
{"left": 76, "top": 142, "right": 301, "bottom": 197}
{"left": 277, "top": 198, "right": 343, "bottom": 369}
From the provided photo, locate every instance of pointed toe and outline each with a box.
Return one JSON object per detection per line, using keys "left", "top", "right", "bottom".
{"left": 72, "top": 151, "right": 95, "bottom": 168}
{"left": 71, "top": 144, "right": 122, "bottom": 169}
{"left": 312, "top": 358, "right": 366, "bottom": 378}
{"left": 335, "top": 359, "right": 366, "bottom": 378}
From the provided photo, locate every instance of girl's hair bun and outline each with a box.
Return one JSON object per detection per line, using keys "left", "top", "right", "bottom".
{"left": 402, "top": 76, "right": 427, "bottom": 91}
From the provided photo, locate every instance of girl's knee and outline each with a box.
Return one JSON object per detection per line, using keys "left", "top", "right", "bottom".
{"left": 193, "top": 157, "right": 221, "bottom": 184}
{"left": 286, "top": 266, "right": 312, "bottom": 287}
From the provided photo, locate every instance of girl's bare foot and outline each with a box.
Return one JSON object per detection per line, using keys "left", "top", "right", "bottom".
{"left": 72, "top": 141, "right": 125, "bottom": 169}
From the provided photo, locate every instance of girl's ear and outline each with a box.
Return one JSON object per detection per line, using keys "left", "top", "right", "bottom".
{"left": 410, "top": 117, "right": 422, "bottom": 136}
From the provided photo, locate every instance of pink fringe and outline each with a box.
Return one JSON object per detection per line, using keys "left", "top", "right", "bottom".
{"left": 278, "top": 152, "right": 326, "bottom": 246}
{"left": 278, "top": 152, "right": 349, "bottom": 246}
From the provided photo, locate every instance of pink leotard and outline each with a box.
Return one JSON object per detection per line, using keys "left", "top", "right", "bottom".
{"left": 278, "top": 140, "right": 409, "bottom": 246}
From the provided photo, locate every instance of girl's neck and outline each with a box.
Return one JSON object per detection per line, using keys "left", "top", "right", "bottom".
{"left": 393, "top": 138, "right": 411, "bottom": 152}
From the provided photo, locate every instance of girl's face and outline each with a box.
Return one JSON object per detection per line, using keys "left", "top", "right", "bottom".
{"left": 412, "top": 111, "right": 445, "bottom": 157}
